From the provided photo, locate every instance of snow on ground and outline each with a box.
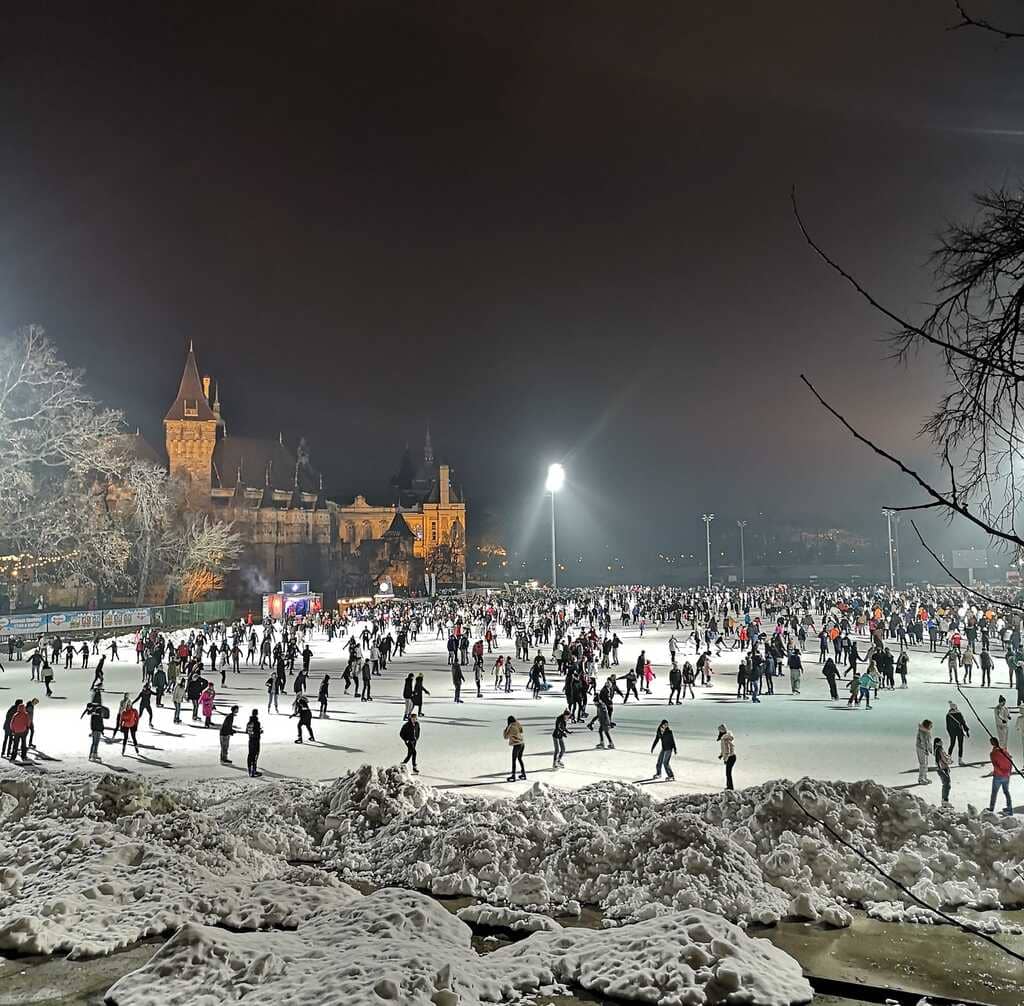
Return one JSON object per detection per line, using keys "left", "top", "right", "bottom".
{"left": 3, "top": 619, "right": 1021, "bottom": 815}
{"left": 104, "top": 891, "right": 811, "bottom": 1006}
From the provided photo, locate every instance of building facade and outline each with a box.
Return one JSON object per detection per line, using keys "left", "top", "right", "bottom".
{"left": 156, "top": 346, "right": 466, "bottom": 603}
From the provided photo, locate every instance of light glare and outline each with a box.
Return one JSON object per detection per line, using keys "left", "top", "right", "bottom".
{"left": 545, "top": 462, "right": 565, "bottom": 493}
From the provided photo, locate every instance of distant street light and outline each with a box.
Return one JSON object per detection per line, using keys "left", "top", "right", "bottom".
{"left": 546, "top": 463, "right": 565, "bottom": 589}
{"left": 736, "top": 520, "right": 748, "bottom": 585}
{"left": 881, "top": 508, "right": 896, "bottom": 590}
{"left": 702, "top": 513, "right": 715, "bottom": 590}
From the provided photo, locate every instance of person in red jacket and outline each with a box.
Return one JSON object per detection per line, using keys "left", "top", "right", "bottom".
{"left": 7, "top": 700, "right": 30, "bottom": 762}
{"left": 988, "top": 736, "right": 1015, "bottom": 816}
{"left": 119, "top": 704, "right": 141, "bottom": 755}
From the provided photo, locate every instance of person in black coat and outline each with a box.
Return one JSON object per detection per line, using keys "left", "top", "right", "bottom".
{"left": 945, "top": 701, "right": 970, "bottom": 765}
{"left": 246, "top": 710, "right": 262, "bottom": 776}
{"left": 651, "top": 719, "right": 677, "bottom": 780}
{"left": 318, "top": 675, "right": 330, "bottom": 718}
{"left": 402, "top": 673, "right": 415, "bottom": 719}
{"left": 400, "top": 713, "right": 420, "bottom": 773}
{"left": 291, "top": 695, "right": 315, "bottom": 743}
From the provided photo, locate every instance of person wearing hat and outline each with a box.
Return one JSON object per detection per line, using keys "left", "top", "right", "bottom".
{"left": 946, "top": 701, "right": 970, "bottom": 767}
{"left": 220, "top": 704, "right": 240, "bottom": 764}
{"left": 717, "top": 723, "right": 736, "bottom": 790}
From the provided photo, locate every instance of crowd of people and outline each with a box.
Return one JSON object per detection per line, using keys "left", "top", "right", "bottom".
{"left": 1, "top": 582, "right": 1022, "bottom": 812}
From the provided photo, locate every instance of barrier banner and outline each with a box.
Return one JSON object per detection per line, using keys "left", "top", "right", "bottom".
{"left": 48, "top": 610, "right": 103, "bottom": 632}
{"left": 102, "top": 607, "right": 151, "bottom": 629}
{"left": 0, "top": 613, "right": 48, "bottom": 636}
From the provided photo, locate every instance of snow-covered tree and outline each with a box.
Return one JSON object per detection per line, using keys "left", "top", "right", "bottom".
{"left": 0, "top": 326, "right": 128, "bottom": 589}
{"left": 163, "top": 514, "right": 243, "bottom": 603}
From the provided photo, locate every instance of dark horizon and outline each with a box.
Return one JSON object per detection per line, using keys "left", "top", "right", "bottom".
{"left": 3, "top": 2, "right": 1022, "bottom": 575}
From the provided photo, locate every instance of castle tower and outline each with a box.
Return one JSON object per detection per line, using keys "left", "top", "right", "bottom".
{"left": 164, "top": 342, "right": 217, "bottom": 497}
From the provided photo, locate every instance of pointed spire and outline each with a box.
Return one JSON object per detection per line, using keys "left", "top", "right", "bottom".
{"left": 165, "top": 344, "right": 216, "bottom": 422}
{"left": 294, "top": 459, "right": 299, "bottom": 488}
{"left": 319, "top": 472, "right": 323, "bottom": 491}
{"left": 424, "top": 426, "right": 434, "bottom": 466}
{"left": 279, "top": 431, "right": 283, "bottom": 445}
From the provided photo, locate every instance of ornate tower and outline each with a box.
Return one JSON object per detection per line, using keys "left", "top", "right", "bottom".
{"left": 164, "top": 342, "right": 217, "bottom": 498}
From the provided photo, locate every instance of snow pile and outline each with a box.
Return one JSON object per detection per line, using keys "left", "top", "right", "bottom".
{"left": 106, "top": 889, "right": 812, "bottom": 1006}
{"left": 0, "top": 771, "right": 347, "bottom": 956}
{"left": 319, "top": 768, "right": 1024, "bottom": 927}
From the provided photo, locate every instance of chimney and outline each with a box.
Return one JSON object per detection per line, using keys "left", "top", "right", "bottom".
{"left": 202, "top": 375, "right": 212, "bottom": 400}
{"left": 439, "top": 464, "right": 450, "bottom": 506}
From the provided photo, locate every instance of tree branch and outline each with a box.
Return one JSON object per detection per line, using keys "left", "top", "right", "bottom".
{"left": 800, "top": 373, "right": 1024, "bottom": 549}
{"left": 791, "top": 188, "right": 1022, "bottom": 381}
{"left": 950, "top": 1, "right": 1024, "bottom": 39}
{"left": 909, "top": 518, "right": 1024, "bottom": 614}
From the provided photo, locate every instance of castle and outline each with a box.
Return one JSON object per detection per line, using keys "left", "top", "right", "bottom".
{"left": 150, "top": 344, "right": 466, "bottom": 602}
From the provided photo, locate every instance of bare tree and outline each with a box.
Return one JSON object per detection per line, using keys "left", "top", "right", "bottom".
{"left": 0, "top": 326, "right": 124, "bottom": 563}
{"left": 117, "top": 459, "right": 176, "bottom": 603}
{"left": 794, "top": 188, "right": 1024, "bottom": 557}
{"left": 164, "top": 514, "right": 243, "bottom": 603}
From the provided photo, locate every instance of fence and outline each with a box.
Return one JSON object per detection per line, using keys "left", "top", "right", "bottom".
{"left": 0, "top": 599, "right": 235, "bottom": 638}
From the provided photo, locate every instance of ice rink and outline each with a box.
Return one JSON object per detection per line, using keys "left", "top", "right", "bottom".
{"left": 3, "top": 617, "right": 1020, "bottom": 811}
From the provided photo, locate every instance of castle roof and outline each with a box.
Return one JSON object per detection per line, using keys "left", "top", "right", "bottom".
{"left": 382, "top": 512, "right": 415, "bottom": 541}
{"left": 117, "top": 431, "right": 164, "bottom": 467}
{"left": 165, "top": 343, "right": 216, "bottom": 422}
{"left": 212, "top": 435, "right": 320, "bottom": 494}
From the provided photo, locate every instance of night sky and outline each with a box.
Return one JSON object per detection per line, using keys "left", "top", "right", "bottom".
{"left": 2, "top": 2, "right": 1023, "bottom": 573}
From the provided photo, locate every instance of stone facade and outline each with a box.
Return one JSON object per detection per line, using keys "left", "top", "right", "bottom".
{"left": 156, "top": 346, "right": 466, "bottom": 604}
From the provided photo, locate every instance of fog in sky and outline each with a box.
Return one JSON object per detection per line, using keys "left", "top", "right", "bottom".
{"left": 2, "top": 2, "right": 1023, "bottom": 575}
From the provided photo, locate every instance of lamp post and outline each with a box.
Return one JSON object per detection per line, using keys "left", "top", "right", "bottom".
{"left": 736, "top": 520, "right": 748, "bottom": 585}
{"left": 702, "top": 513, "right": 715, "bottom": 590}
{"left": 546, "top": 463, "right": 565, "bottom": 589}
{"left": 881, "top": 508, "right": 896, "bottom": 590}
{"left": 893, "top": 513, "right": 901, "bottom": 587}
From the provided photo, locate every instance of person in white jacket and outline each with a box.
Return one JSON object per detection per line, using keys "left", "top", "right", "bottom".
{"left": 717, "top": 723, "right": 736, "bottom": 790}
{"left": 916, "top": 719, "right": 933, "bottom": 785}
{"left": 995, "top": 695, "right": 1011, "bottom": 750}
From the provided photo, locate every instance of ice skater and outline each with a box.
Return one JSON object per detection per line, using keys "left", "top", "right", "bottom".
{"left": 651, "top": 719, "right": 676, "bottom": 781}
{"left": 246, "top": 709, "right": 262, "bottom": 776}
{"left": 552, "top": 708, "right": 570, "bottom": 769}
{"left": 400, "top": 712, "right": 420, "bottom": 773}
{"left": 717, "top": 723, "right": 736, "bottom": 790}
{"left": 503, "top": 715, "right": 526, "bottom": 781}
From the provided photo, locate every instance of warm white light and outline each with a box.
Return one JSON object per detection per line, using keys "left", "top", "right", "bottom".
{"left": 546, "top": 463, "right": 565, "bottom": 493}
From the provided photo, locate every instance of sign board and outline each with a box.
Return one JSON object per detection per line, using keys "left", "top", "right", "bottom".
{"left": 48, "top": 610, "right": 103, "bottom": 633}
{"left": 952, "top": 549, "right": 988, "bottom": 570}
{"left": 281, "top": 580, "right": 310, "bottom": 595}
{"left": 102, "top": 607, "right": 151, "bottom": 629}
{"left": 0, "top": 613, "right": 48, "bottom": 636}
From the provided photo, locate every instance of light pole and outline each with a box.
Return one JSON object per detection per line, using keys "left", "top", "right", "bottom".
{"left": 702, "top": 513, "right": 715, "bottom": 590}
{"left": 881, "top": 508, "right": 895, "bottom": 590}
{"left": 893, "top": 513, "right": 901, "bottom": 587}
{"left": 546, "top": 463, "right": 565, "bottom": 589}
{"left": 736, "top": 520, "right": 748, "bottom": 585}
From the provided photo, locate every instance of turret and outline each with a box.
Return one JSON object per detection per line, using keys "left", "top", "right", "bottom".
{"left": 164, "top": 342, "right": 217, "bottom": 497}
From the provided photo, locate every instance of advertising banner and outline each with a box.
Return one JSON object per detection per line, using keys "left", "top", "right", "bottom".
{"left": 102, "top": 607, "right": 151, "bottom": 629}
{"left": 0, "top": 613, "right": 48, "bottom": 636}
{"left": 281, "top": 580, "right": 310, "bottom": 595}
{"left": 48, "top": 610, "right": 103, "bottom": 632}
